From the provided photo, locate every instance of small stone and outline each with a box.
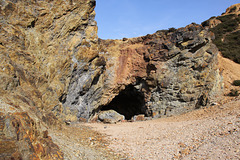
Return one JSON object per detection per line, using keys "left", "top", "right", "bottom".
{"left": 65, "top": 120, "right": 71, "bottom": 125}
{"left": 211, "top": 102, "right": 219, "bottom": 106}
{"left": 79, "top": 117, "right": 87, "bottom": 122}
{"left": 131, "top": 114, "right": 145, "bottom": 122}
{"left": 43, "top": 130, "right": 48, "bottom": 138}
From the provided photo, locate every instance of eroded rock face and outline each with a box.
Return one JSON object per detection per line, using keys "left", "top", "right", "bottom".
{"left": 65, "top": 23, "right": 222, "bottom": 120}
{"left": 0, "top": 0, "right": 97, "bottom": 158}
{"left": 0, "top": 100, "right": 63, "bottom": 159}
{"left": 0, "top": 0, "right": 223, "bottom": 124}
{"left": 223, "top": 3, "right": 240, "bottom": 16}
{"left": 0, "top": 0, "right": 230, "bottom": 157}
{"left": 0, "top": 0, "right": 98, "bottom": 116}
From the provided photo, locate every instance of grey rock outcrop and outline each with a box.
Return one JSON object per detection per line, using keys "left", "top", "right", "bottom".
{"left": 0, "top": 0, "right": 223, "bottom": 125}
{"left": 0, "top": 0, "right": 97, "bottom": 158}
{"left": 98, "top": 110, "right": 125, "bottom": 124}
{"left": 63, "top": 23, "right": 222, "bottom": 121}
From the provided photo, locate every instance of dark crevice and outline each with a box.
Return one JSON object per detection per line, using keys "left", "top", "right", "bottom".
{"left": 147, "top": 64, "right": 157, "bottom": 75}
{"left": 189, "top": 42, "right": 207, "bottom": 53}
{"left": 27, "top": 20, "right": 36, "bottom": 28}
{"left": 91, "top": 73, "right": 101, "bottom": 86}
{"left": 195, "top": 94, "right": 208, "bottom": 109}
{"left": 59, "top": 93, "right": 67, "bottom": 103}
{"left": 100, "top": 85, "right": 146, "bottom": 120}
{"left": 88, "top": 55, "right": 99, "bottom": 63}
{"left": 71, "top": 99, "right": 78, "bottom": 105}
{"left": 143, "top": 53, "right": 150, "bottom": 62}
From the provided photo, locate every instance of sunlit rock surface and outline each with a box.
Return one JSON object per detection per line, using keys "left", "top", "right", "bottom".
{"left": 0, "top": 0, "right": 97, "bottom": 158}
{"left": 1, "top": 0, "right": 239, "bottom": 158}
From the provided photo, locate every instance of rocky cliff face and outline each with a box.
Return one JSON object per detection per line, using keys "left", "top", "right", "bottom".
{"left": 0, "top": 0, "right": 97, "bottom": 158}
{"left": 64, "top": 23, "right": 222, "bottom": 120}
{"left": 1, "top": 0, "right": 237, "bottom": 158}
{"left": 0, "top": 0, "right": 223, "bottom": 123}
{"left": 0, "top": 0, "right": 98, "bottom": 115}
{"left": 0, "top": 102, "right": 63, "bottom": 159}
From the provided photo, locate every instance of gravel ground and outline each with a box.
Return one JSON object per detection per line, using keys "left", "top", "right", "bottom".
{"left": 86, "top": 97, "right": 240, "bottom": 159}
{"left": 48, "top": 124, "right": 128, "bottom": 160}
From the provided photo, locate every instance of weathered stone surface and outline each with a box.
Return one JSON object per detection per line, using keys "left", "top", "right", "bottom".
{"left": 2, "top": 0, "right": 239, "bottom": 157}
{"left": 0, "top": 0, "right": 98, "bottom": 118}
{"left": 0, "top": 0, "right": 97, "bottom": 158}
{"left": 0, "top": 100, "right": 63, "bottom": 159}
{"left": 66, "top": 23, "right": 222, "bottom": 120}
{"left": 98, "top": 110, "right": 125, "bottom": 124}
{"left": 223, "top": 3, "right": 240, "bottom": 16}
{"left": 131, "top": 114, "right": 145, "bottom": 122}
{"left": 0, "top": 0, "right": 226, "bottom": 125}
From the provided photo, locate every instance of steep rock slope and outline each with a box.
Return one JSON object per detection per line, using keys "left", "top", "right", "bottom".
{"left": 1, "top": 1, "right": 239, "bottom": 159}
{"left": 65, "top": 4, "right": 240, "bottom": 121}
{"left": 0, "top": 102, "right": 63, "bottom": 159}
{"left": 0, "top": 0, "right": 98, "bottom": 158}
{"left": 64, "top": 23, "right": 222, "bottom": 121}
{"left": 202, "top": 3, "right": 240, "bottom": 63}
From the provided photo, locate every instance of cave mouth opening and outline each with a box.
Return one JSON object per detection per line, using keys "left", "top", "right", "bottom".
{"left": 101, "top": 85, "right": 146, "bottom": 120}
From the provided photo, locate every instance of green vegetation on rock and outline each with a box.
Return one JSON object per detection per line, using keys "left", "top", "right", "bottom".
{"left": 210, "top": 14, "right": 240, "bottom": 63}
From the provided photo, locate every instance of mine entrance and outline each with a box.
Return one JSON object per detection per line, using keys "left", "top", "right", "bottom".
{"left": 101, "top": 85, "right": 146, "bottom": 120}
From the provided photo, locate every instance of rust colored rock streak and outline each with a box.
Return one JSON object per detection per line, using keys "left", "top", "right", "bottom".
{"left": 117, "top": 47, "right": 147, "bottom": 84}
{"left": 0, "top": 111, "right": 63, "bottom": 159}
{"left": 0, "top": 0, "right": 97, "bottom": 158}
{"left": 94, "top": 24, "right": 222, "bottom": 119}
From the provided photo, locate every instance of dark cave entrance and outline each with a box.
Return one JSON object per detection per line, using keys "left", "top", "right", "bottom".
{"left": 101, "top": 85, "right": 146, "bottom": 120}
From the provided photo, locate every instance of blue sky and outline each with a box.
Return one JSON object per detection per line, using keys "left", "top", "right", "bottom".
{"left": 95, "top": 0, "right": 240, "bottom": 39}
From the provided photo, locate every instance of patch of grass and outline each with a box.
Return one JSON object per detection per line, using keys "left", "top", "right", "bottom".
{"left": 213, "top": 31, "right": 240, "bottom": 63}
{"left": 216, "top": 14, "right": 236, "bottom": 23}
{"left": 168, "top": 27, "right": 177, "bottom": 32}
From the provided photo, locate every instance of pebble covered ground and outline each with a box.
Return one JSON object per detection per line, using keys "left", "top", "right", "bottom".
{"left": 48, "top": 94, "right": 240, "bottom": 159}
{"left": 48, "top": 123, "right": 128, "bottom": 160}
{"left": 87, "top": 97, "right": 240, "bottom": 159}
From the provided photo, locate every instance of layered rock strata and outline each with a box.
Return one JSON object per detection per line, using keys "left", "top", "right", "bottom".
{"left": 0, "top": 101, "right": 63, "bottom": 159}
{"left": 1, "top": 0, "right": 97, "bottom": 158}
{"left": 64, "top": 23, "right": 222, "bottom": 120}
{"left": 0, "top": 0, "right": 223, "bottom": 123}
{"left": 0, "top": 0, "right": 232, "bottom": 158}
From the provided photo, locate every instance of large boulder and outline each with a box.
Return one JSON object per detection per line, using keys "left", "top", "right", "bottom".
{"left": 98, "top": 110, "right": 125, "bottom": 124}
